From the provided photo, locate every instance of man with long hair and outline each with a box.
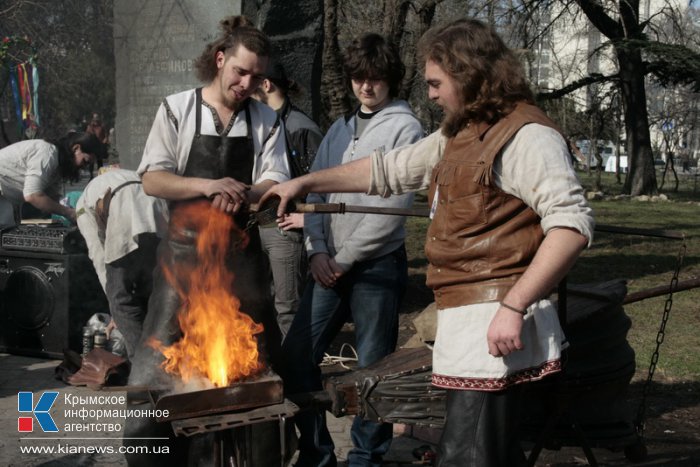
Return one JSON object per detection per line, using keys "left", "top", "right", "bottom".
{"left": 0, "top": 132, "right": 99, "bottom": 227}
{"left": 253, "top": 59, "right": 323, "bottom": 338}
{"left": 262, "top": 18, "right": 594, "bottom": 466}
{"left": 127, "top": 15, "right": 290, "bottom": 466}
{"left": 134, "top": 15, "right": 289, "bottom": 381}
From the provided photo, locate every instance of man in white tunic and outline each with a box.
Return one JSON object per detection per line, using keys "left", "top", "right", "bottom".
{"left": 262, "top": 18, "right": 594, "bottom": 467}
{"left": 133, "top": 16, "right": 290, "bottom": 384}
{"left": 76, "top": 169, "right": 167, "bottom": 358}
{"left": 124, "top": 16, "right": 290, "bottom": 467}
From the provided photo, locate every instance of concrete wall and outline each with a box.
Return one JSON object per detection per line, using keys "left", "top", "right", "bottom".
{"left": 113, "top": 0, "right": 242, "bottom": 169}
{"left": 113, "top": 0, "right": 324, "bottom": 168}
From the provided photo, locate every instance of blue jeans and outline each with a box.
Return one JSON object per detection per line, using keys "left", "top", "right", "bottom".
{"left": 282, "top": 246, "right": 407, "bottom": 467}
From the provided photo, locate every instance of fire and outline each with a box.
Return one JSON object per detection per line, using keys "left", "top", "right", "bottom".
{"left": 151, "top": 201, "right": 264, "bottom": 387}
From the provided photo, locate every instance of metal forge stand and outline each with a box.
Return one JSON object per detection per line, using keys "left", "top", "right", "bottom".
{"left": 169, "top": 399, "right": 298, "bottom": 467}
{"left": 150, "top": 372, "right": 299, "bottom": 467}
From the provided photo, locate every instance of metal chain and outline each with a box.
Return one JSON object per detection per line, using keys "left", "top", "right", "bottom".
{"left": 635, "top": 239, "right": 687, "bottom": 437}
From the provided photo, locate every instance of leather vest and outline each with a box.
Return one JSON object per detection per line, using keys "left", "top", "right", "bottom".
{"left": 426, "top": 103, "right": 564, "bottom": 309}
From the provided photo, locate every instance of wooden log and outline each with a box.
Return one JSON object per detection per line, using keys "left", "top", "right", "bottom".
{"left": 623, "top": 277, "right": 700, "bottom": 304}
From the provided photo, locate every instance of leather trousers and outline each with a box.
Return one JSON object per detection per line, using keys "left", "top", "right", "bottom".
{"left": 437, "top": 387, "right": 526, "bottom": 467}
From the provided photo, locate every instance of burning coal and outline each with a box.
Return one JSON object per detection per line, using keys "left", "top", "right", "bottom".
{"left": 150, "top": 202, "right": 265, "bottom": 387}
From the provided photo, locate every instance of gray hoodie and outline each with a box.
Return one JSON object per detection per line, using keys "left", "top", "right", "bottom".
{"left": 305, "top": 99, "right": 423, "bottom": 270}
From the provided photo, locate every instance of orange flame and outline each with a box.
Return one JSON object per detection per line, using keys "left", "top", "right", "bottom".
{"left": 151, "top": 201, "right": 264, "bottom": 387}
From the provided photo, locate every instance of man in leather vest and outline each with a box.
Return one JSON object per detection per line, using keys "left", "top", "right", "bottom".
{"left": 261, "top": 18, "right": 595, "bottom": 467}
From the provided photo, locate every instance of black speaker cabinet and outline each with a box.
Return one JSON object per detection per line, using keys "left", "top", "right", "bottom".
{"left": 0, "top": 248, "right": 108, "bottom": 358}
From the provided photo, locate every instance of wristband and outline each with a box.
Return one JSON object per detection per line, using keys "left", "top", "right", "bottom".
{"left": 500, "top": 301, "right": 527, "bottom": 315}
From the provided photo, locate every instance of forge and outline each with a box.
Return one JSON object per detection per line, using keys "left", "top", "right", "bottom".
{"left": 151, "top": 372, "right": 285, "bottom": 422}
{"left": 122, "top": 202, "right": 300, "bottom": 466}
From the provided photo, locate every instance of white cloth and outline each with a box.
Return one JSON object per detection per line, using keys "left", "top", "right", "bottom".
{"left": 432, "top": 300, "right": 566, "bottom": 391}
{"left": 305, "top": 100, "right": 423, "bottom": 270}
{"left": 0, "top": 139, "right": 62, "bottom": 208}
{"left": 76, "top": 169, "right": 168, "bottom": 291}
{"left": 367, "top": 122, "right": 594, "bottom": 388}
{"left": 137, "top": 89, "right": 290, "bottom": 184}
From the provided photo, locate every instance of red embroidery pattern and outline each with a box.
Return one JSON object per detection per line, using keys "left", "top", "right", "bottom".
{"left": 432, "top": 359, "right": 562, "bottom": 391}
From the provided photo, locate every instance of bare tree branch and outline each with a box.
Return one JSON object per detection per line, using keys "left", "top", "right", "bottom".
{"left": 537, "top": 72, "right": 616, "bottom": 100}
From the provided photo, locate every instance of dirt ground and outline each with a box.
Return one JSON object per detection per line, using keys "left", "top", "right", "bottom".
{"left": 531, "top": 379, "right": 700, "bottom": 466}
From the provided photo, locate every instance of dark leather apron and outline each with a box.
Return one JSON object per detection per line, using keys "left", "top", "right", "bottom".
{"left": 132, "top": 89, "right": 280, "bottom": 386}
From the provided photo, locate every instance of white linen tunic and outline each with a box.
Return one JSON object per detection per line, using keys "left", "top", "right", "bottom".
{"left": 0, "top": 139, "right": 62, "bottom": 207}
{"left": 137, "top": 89, "right": 290, "bottom": 185}
{"left": 76, "top": 169, "right": 168, "bottom": 291}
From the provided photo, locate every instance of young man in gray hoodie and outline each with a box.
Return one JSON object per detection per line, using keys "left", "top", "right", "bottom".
{"left": 281, "top": 33, "right": 423, "bottom": 467}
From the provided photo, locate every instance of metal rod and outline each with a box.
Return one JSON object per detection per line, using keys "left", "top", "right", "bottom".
{"left": 250, "top": 202, "right": 429, "bottom": 219}
{"left": 252, "top": 202, "right": 685, "bottom": 240}
{"left": 292, "top": 202, "right": 430, "bottom": 217}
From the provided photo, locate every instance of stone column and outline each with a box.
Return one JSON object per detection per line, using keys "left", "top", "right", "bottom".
{"left": 113, "top": 0, "right": 242, "bottom": 169}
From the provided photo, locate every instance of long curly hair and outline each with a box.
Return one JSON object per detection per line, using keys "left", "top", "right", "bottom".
{"left": 194, "top": 16, "right": 271, "bottom": 83}
{"left": 418, "top": 18, "right": 534, "bottom": 136}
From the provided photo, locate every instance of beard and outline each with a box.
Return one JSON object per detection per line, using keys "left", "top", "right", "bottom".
{"left": 222, "top": 92, "right": 246, "bottom": 111}
{"left": 440, "top": 106, "right": 471, "bottom": 138}
{"left": 219, "top": 81, "right": 250, "bottom": 111}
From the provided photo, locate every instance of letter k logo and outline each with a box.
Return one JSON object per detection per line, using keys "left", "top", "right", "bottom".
{"left": 18, "top": 391, "right": 59, "bottom": 432}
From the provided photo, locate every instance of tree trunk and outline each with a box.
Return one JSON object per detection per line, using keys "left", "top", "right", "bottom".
{"left": 574, "top": 0, "right": 659, "bottom": 195}
{"left": 614, "top": 101, "right": 623, "bottom": 184}
{"left": 594, "top": 156, "right": 604, "bottom": 191}
{"left": 617, "top": 46, "right": 658, "bottom": 195}
{"left": 671, "top": 155, "right": 679, "bottom": 192}
{"left": 382, "top": 0, "right": 411, "bottom": 46}
{"left": 320, "top": 0, "right": 351, "bottom": 129}
{"left": 659, "top": 153, "right": 679, "bottom": 192}
{"left": 400, "top": 0, "right": 439, "bottom": 102}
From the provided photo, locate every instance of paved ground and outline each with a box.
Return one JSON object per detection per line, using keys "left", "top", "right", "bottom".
{"left": 2, "top": 332, "right": 698, "bottom": 466}
{"left": 0, "top": 352, "right": 434, "bottom": 466}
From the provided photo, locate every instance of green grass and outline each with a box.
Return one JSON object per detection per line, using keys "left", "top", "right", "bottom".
{"left": 583, "top": 166, "right": 700, "bottom": 202}
{"left": 575, "top": 170, "right": 700, "bottom": 382}
{"left": 403, "top": 172, "right": 700, "bottom": 382}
